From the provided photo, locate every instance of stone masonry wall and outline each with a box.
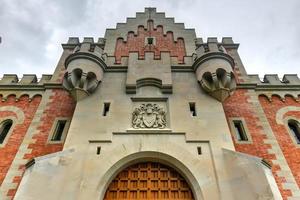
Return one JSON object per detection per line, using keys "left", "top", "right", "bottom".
{"left": 223, "top": 89, "right": 300, "bottom": 200}
{"left": 259, "top": 95, "right": 300, "bottom": 188}
{"left": 0, "top": 95, "right": 41, "bottom": 186}
{"left": 0, "top": 89, "right": 75, "bottom": 199}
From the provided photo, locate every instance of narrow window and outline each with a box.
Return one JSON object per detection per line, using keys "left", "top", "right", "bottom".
{"left": 51, "top": 120, "right": 67, "bottom": 141}
{"left": 189, "top": 102, "right": 197, "bottom": 117}
{"left": 0, "top": 120, "right": 13, "bottom": 144}
{"left": 102, "top": 103, "right": 110, "bottom": 116}
{"left": 288, "top": 121, "right": 300, "bottom": 144}
{"left": 97, "top": 146, "right": 101, "bottom": 155}
{"left": 197, "top": 147, "right": 202, "bottom": 155}
{"left": 147, "top": 37, "right": 154, "bottom": 45}
{"left": 233, "top": 120, "right": 248, "bottom": 141}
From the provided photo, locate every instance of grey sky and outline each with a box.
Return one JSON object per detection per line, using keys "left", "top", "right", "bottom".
{"left": 0, "top": 0, "right": 299, "bottom": 78}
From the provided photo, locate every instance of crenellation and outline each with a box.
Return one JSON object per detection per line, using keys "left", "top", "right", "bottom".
{"left": 19, "top": 74, "right": 37, "bottom": 84}
{"left": 207, "top": 37, "right": 218, "bottom": 43}
{"left": 247, "top": 74, "right": 261, "bottom": 84}
{"left": 245, "top": 74, "right": 300, "bottom": 87}
{"left": 195, "top": 38, "right": 204, "bottom": 46}
{"left": 67, "top": 37, "right": 80, "bottom": 44}
{"left": 207, "top": 37, "right": 219, "bottom": 52}
{"left": 222, "top": 37, "right": 234, "bottom": 44}
{"left": 63, "top": 37, "right": 105, "bottom": 52}
{"left": 193, "top": 37, "right": 236, "bottom": 102}
{"left": 0, "top": 74, "right": 53, "bottom": 87}
{"left": 97, "top": 38, "right": 105, "bottom": 45}
{"left": 82, "top": 37, "right": 94, "bottom": 44}
{"left": 282, "top": 74, "right": 300, "bottom": 84}
{"left": 39, "top": 74, "right": 52, "bottom": 84}
{"left": 0, "top": 74, "right": 19, "bottom": 84}
{"left": 263, "top": 74, "right": 282, "bottom": 84}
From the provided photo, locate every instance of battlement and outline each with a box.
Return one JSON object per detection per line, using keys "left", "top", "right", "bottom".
{"left": 195, "top": 37, "right": 239, "bottom": 55}
{"left": 239, "top": 74, "right": 300, "bottom": 101}
{"left": 62, "top": 37, "right": 106, "bottom": 52}
{"left": 246, "top": 74, "right": 300, "bottom": 86}
{"left": 0, "top": 74, "right": 52, "bottom": 86}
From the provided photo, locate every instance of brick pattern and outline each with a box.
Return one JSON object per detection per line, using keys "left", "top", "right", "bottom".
{"left": 114, "top": 20, "right": 186, "bottom": 64}
{"left": 23, "top": 89, "right": 75, "bottom": 161}
{"left": 0, "top": 89, "right": 75, "bottom": 199}
{"left": 259, "top": 95, "right": 300, "bottom": 189}
{"left": 0, "top": 95, "right": 41, "bottom": 186}
{"left": 223, "top": 89, "right": 300, "bottom": 200}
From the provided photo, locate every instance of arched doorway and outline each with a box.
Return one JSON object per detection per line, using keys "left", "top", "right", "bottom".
{"left": 104, "top": 162, "right": 194, "bottom": 200}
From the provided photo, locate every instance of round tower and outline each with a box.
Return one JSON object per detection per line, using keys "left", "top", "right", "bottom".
{"left": 63, "top": 37, "right": 107, "bottom": 101}
{"left": 193, "top": 38, "right": 236, "bottom": 102}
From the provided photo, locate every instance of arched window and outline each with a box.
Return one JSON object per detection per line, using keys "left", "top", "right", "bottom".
{"left": 0, "top": 119, "right": 13, "bottom": 144}
{"left": 288, "top": 120, "right": 300, "bottom": 144}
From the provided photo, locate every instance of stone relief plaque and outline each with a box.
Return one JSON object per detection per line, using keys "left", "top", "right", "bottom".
{"left": 132, "top": 103, "right": 166, "bottom": 129}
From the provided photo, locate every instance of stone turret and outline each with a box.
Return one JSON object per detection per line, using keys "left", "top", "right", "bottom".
{"left": 63, "top": 37, "right": 107, "bottom": 101}
{"left": 193, "top": 37, "right": 236, "bottom": 102}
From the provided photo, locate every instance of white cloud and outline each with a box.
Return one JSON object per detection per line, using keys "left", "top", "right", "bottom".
{"left": 0, "top": 0, "right": 299, "bottom": 77}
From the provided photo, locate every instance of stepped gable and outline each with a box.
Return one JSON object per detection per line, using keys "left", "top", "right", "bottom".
{"left": 104, "top": 8, "right": 196, "bottom": 62}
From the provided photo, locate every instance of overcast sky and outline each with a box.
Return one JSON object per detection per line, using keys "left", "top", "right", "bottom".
{"left": 0, "top": 0, "right": 299, "bottom": 78}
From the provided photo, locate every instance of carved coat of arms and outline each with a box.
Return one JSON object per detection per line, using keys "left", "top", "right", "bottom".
{"left": 132, "top": 103, "right": 166, "bottom": 129}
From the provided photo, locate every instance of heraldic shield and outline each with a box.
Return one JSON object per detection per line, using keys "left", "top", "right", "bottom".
{"left": 132, "top": 103, "right": 167, "bottom": 129}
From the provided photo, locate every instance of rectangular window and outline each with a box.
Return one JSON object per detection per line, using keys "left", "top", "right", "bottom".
{"left": 197, "top": 147, "right": 202, "bottom": 155}
{"left": 147, "top": 37, "right": 154, "bottom": 45}
{"left": 97, "top": 146, "right": 101, "bottom": 155}
{"left": 102, "top": 102, "right": 110, "bottom": 116}
{"left": 233, "top": 120, "right": 248, "bottom": 141}
{"left": 189, "top": 102, "right": 197, "bottom": 117}
{"left": 51, "top": 120, "right": 67, "bottom": 141}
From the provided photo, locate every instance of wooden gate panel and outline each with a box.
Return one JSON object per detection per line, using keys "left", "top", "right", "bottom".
{"left": 104, "top": 162, "right": 194, "bottom": 200}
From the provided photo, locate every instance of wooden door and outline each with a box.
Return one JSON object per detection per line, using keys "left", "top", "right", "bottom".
{"left": 104, "top": 162, "right": 194, "bottom": 200}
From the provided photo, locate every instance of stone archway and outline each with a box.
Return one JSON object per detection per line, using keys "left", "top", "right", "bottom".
{"left": 104, "top": 162, "right": 194, "bottom": 200}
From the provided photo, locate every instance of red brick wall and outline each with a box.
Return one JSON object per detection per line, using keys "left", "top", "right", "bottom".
{"left": 259, "top": 95, "right": 300, "bottom": 188}
{"left": 23, "top": 89, "right": 75, "bottom": 159}
{"left": 223, "top": 89, "right": 292, "bottom": 199}
{"left": 6, "top": 89, "right": 75, "bottom": 198}
{"left": 114, "top": 20, "right": 186, "bottom": 64}
{"left": 0, "top": 95, "right": 41, "bottom": 185}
